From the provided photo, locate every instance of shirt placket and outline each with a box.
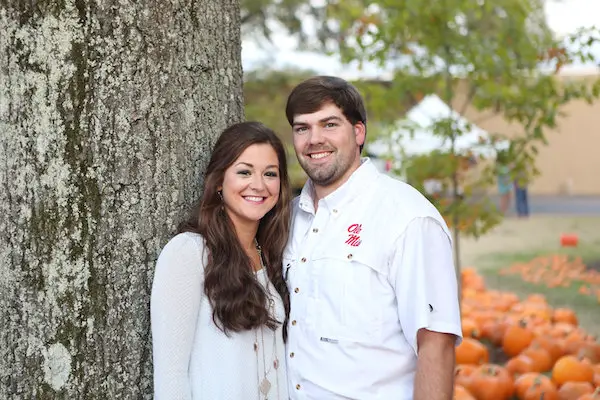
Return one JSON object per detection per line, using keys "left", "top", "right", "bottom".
{"left": 288, "top": 204, "right": 331, "bottom": 398}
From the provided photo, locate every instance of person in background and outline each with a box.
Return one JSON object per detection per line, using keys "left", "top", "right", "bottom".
{"left": 514, "top": 169, "right": 530, "bottom": 218}
{"left": 283, "top": 76, "right": 462, "bottom": 400}
{"left": 496, "top": 150, "right": 512, "bottom": 214}
{"left": 151, "top": 121, "right": 292, "bottom": 400}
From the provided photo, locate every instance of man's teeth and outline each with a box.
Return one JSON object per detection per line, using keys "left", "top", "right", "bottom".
{"left": 310, "top": 152, "right": 330, "bottom": 159}
{"left": 244, "top": 196, "right": 264, "bottom": 202}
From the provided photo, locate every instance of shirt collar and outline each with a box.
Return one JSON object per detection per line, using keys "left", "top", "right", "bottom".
{"left": 298, "top": 157, "right": 380, "bottom": 214}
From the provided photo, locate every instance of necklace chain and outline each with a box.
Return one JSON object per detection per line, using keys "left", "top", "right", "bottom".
{"left": 254, "top": 240, "right": 280, "bottom": 400}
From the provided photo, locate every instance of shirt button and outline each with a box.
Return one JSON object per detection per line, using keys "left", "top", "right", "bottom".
{"left": 300, "top": 257, "right": 307, "bottom": 263}
{"left": 290, "top": 352, "right": 295, "bottom": 358}
{"left": 312, "top": 228, "right": 319, "bottom": 233}
{"left": 296, "top": 384, "right": 301, "bottom": 390}
{"left": 291, "top": 320, "right": 297, "bottom": 326}
{"left": 294, "top": 287, "right": 300, "bottom": 293}
{"left": 332, "top": 209, "right": 338, "bottom": 213}
{"left": 347, "top": 253, "right": 353, "bottom": 260}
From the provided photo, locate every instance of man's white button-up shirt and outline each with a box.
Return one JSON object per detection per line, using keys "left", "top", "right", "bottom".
{"left": 284, "top": 158, "right": 463, "bottom": 399}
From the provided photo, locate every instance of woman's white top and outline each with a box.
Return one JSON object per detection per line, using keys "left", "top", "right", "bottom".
{"left": 151, "top": 232, "right": 289, "bottom": 399}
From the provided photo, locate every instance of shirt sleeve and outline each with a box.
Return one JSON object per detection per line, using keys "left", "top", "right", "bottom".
{"left": 150, "top": 233, "right": 204, "bottom": 400}
{"left": 391, "top": 217, "right": 463, "bottom": 355}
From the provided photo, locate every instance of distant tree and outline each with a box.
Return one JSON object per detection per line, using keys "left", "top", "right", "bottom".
{"left": 323, "top": 0, "right": 600, "bottom": 281}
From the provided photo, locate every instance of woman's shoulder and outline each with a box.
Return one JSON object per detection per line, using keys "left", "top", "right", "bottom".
{"left": 158, "top": 231, "right": 206, "bottom": 264}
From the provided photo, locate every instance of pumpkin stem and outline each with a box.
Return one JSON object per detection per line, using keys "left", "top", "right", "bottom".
{"left": 518, "top": 319, "right": 528, "bottom": 328}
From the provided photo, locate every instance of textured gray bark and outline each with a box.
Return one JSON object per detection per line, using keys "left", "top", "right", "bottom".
{"left": 0, "top": 0, "right": 243, "bottom": 398}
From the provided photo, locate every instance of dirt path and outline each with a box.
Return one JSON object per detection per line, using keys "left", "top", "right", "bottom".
{"left": 459, "top": 215, "right": 600, "bottom": 267}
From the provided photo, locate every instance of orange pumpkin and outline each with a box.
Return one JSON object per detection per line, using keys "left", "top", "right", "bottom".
{"left": 506, "top": 354, "right": 537, "bottom": 377}
{"left": 578, "top": 387, "right": 600, "bottom": 400}
{"left": 479, "top": 319, "right": 505, "bottom": 346}
{"left": 456, "top": 338, "right": 489, "bottom": 365}
{"left": 469, "top": 364, "right": 514, "bottom": 400}
{"left": 551, "top": 355, "right": 595, "bottom": 386}
{"left": 461, "top": 318, "right": 481, "bottom": 339}
{"left": 521, "top": 344, "right": 554, "bottom": 372}
{"left": 552, "top": 307, "right": 578, "bottom": 326}
{"left": 455, "top": 365, "right": 477, "bottom": 392}
{"left": 572, "top": 343, "right": 600, "bottom": 364}
{"left": 556, "top": 381, "right": 594, "bottom": 399}
{"left": 593, "top": 363, "right": 600, "bottom": 387}
{"left": 514, "top": 373, "right": 546, "bottom": 398}
{"left": 503, "top": 320, "right": 535, "bottom": 357}
{"left": 530, "top": 335, "right": 565, "bottom": 364}
{"left": 453, "top": 384, "right": 476, "bottom": 400}
{"left": 521, "top": 376, "right": 558, "bottom": 400}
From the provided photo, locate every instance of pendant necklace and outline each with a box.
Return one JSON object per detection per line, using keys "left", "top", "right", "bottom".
{"left": 253, "top": 240, "right": 280, "bottom": 400}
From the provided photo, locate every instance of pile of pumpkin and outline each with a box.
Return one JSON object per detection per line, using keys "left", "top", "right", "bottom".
{"left": 498, "top": 254, "right": 600, "bottom": 302}
{"left": 456, "top": 268, "right": 600, "bottom": 399}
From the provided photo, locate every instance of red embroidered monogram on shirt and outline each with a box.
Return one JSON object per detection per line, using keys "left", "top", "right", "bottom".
{"left": 345, "top": 223, "right": 362, "bottom": 247}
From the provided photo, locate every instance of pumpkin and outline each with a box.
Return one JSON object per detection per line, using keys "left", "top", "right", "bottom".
{"left": 479, "top": 319, "right": 505, "bottom": 346}
{"left": 456, "top": 338, "right": 489, "bottom": 365}
{"left": 453, "top": 384, "right": 476, "bottom": 400}
{"left": 521, "top": 376, "right": 559, "bottom": 400}
{"left": 461, "top": 318, "right": 481, "bottom": 339}
{"left": 593, "top": 364, "right": 600, "bottom": 387}
{"left": 551, "top": 355, "right": 595, "bottom": 386}
{"left": 514, "top": 373, "right": 546, "bottom": 398}
{"left": 530, "top": 335, "right": 565, "bottom": 364}
{"left": 556, "top": 381, "right": 594, "bottom": 399}
{"left": 469, "top": 364, "right": 514, "bottom": 400}
{"left": 552, "top": 307, "right": 578, "bottom": 326}
{"left": 578, "top": 387, "right": 600, "bottom": 400}
{"left": 506, "top": 354, "right": 537, "bottom": 376}
{"left": 503, "top": 320, "right": 535, "bottom": 357}
{"left": 520, "top": 344, "right": 554, "bottom": 372}
{"left": 455, "top": 364, "right": 477, "bottom": 391}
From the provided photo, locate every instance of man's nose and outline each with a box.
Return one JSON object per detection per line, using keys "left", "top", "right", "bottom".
{"left": 309, "top": 127, "right": 325, "bottom": 145}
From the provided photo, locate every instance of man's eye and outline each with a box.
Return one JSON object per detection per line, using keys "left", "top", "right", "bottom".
{"left": 294, "top": 126, "right": 307, "bottom": 134}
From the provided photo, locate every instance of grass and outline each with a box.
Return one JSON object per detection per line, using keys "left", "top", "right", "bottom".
{"left": 472, "top": 244, "right": 600, "bottom": 338}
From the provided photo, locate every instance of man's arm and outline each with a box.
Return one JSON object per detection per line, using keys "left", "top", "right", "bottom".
{"left": 390, "top": 216, "right": 462, "bottom": 398}
{"left": 414, "top": 328, "right": 456, "bottom": 400}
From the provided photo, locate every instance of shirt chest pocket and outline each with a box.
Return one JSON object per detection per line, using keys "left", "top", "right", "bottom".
{"left": 311, "top": 246, "right": 388, "bottom": 343}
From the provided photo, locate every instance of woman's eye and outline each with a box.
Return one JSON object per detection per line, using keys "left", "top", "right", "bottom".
{"left": 237, "top": 170, "right": 251, "bottom": 176}
{"left": 265, "top": 171, "right": 279, "bottom": 178}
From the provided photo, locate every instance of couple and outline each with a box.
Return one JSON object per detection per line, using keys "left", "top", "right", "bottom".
{"left": 150, "top": 76, "right": 463, "bottom": 400}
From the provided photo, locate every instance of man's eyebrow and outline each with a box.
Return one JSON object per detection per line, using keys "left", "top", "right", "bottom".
{"left": 292, "top": 115, "right": 343, "bottom": 126}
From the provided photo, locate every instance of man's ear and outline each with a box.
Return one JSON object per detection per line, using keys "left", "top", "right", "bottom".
{"left": 354, "top": 122, "right": 366, "bottom": 147}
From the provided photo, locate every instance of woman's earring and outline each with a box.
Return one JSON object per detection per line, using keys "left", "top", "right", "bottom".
{"left": 217, "top": 190, "right": 223, "bottom": 201}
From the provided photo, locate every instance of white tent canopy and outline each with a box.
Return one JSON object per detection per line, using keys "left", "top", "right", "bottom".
{"left": 367, "top": 94, "right": 507, "bottom": 160}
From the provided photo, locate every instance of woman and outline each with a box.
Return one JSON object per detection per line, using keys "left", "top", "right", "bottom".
{"left": 151, "top": 121, "right": 291, "bottom": 399}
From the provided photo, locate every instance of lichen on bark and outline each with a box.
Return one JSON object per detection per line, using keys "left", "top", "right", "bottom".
{"left": 0, "top": 0, "right": 243, "bottom": 397}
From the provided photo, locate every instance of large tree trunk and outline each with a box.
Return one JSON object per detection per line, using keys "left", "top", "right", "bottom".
{"left": 0, "top": 0, "right": 243, "bottom": 397}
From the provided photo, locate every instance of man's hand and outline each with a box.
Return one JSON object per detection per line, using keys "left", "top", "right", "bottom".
{"left": 413, "top": 328, "right": 457, "bottom": 400}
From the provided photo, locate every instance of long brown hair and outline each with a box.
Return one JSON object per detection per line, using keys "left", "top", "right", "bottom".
{"left": 179, "top": 121, "right": 291, "bottom": 339}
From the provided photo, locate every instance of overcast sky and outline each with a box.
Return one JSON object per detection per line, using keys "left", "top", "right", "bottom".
{"left": 241, "top": 0, "right": 600, "bottom": 79}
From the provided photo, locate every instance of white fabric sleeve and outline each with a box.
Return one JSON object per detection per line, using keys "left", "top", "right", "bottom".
{"left": 391, "top": 217, "right": 463, "bottom": 355}
{"left": 150, "top": 233, "right": 204, "bottom": 400}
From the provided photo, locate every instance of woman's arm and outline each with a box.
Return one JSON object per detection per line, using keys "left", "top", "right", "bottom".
{"left": 151, "top": 233, "right": 204, "bottom": 400}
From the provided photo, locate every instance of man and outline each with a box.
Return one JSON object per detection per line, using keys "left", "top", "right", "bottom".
{"left": 283, "top": 76, "right": 462, "bottom": 400}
